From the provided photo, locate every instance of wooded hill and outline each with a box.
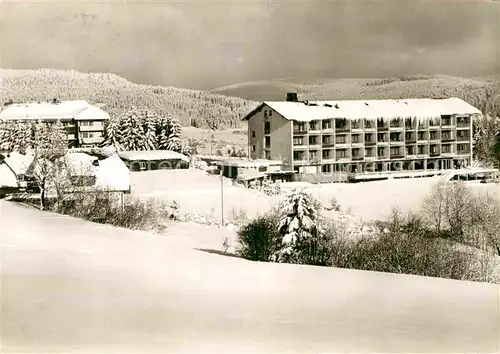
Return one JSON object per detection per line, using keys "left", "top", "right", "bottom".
{"left": 0, "top": 69, "right": 258, "bottom": 130}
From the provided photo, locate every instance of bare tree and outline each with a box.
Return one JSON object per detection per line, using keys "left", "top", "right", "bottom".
{"left": 421, "top": 181, "right": 447, "bottom": 235}
{"left": 443, "top": 181, "right": 471, "bottom": 242}
{"left": 29, "top": 120, "right": 68, "bottom": 210}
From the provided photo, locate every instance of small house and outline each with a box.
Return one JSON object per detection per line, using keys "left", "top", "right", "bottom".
{"left": 217, "top": 158, "right": 295, "bottom": 185}
{"left": 117, "top": 150, "right": 190, "bottom": 171}
{"left": 64, "top": 152, "right": 131, "bottom": 193}
{"left": 0, "top": 152, "right": 37, "bottom": 196}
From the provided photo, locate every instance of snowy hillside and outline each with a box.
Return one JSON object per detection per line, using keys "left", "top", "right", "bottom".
{"left": 1, "top": 200, "right": 499, "bottom": 353}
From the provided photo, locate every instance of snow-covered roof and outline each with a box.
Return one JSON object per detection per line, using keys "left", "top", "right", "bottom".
{"left": 117, "top": 150, "right": 189, "bottom": 162}
{"left": 0, "top": 100, "right": 110, "bottom": 121}
{"left": 0, "top": 152, "right": 35, "bottom": 187}
{"left": 220, "top": 158, "right": 283, "bottom": 168}
{"left": 95, "top": 155, "right": 130, "bottom": 192}
{"left": 243, "top": 97, "right": 482, "bottom": 122}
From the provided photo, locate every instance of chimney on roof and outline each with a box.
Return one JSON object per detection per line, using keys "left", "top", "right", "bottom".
{"left": 286, "top": 92, "right": 298, "bottom": 102}
{"left": 334, "top": 103, "right": 340, "bottom": 109}
{"left": 3, "top": 99, "right": 14, "bottom": 107}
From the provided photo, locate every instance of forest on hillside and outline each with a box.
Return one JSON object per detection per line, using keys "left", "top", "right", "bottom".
{"left": 0, "top": 69, "right": 258, "bottom": 130}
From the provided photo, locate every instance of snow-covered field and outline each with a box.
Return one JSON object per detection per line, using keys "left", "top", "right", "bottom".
{"left": 129, "top": 169, "right": 280, "bottom": 220}
{"left": 130, "top": 169, "right": 500, "bottom": 222}
{"left": 2, "top": 200, "right": 499, "bottom": 353}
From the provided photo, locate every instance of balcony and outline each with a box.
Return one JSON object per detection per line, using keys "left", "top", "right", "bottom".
{"left": 390, "top": 154, "right": 405, "bottom": 159}
{"left": 293, "top": 158, "right": 308, "bottom": 165}
{"left": 335, "top": 127, "right": 350, "bottom": 133}
{"left": 429, "top": 150, "right": 440, "bottom": 157}
{"left": 81, "top": 137, "right": 104, "bottom": 144}
{"left": 308, "top": 157, "right": 322, "bottom": 165}
{"left": 79, "top": 125, "right": 103, "bottom": 132}
{"left": 322, "top": 142, "right": 335, "bottom": 148}
{"left": 293, "top": 129, "right": 308, "bottom": 136}
{"left": 389, "top": 124, "right": 404, "bottom": 130}
{"left": 389, "top": 139, "right": 404, "bottom": 145}
{"left": 457, "top": 135, "right": 470, "bottom": 142}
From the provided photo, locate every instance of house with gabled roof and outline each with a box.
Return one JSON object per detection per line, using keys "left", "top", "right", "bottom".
{"left": 242, "top": 93, "right": 482, "bottom": 180}
{"left": 0, "top": 99, "right": 110, "bottom": 148}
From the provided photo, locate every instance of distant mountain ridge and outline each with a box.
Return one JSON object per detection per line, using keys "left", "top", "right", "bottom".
{"left": 210, "top": 74, "right": 496, "bottom": 103}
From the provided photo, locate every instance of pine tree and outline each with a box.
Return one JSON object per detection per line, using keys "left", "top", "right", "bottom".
{"left": 156, "top": 116, "right": 171, "bottom": 150}
{"left": 142, "top": 109, "right": 158, "bottom": 150}
{"left": 119, "top": 108, "right": 145, "bottom": 151}
{"left": 166, "top": 118, "right": 182, "bottom": 152}
{"left": 0, "top": 120, "right": 14, "bottom": 151}
{"left": 272, "top": 190, "right": 324, "bottom": 264}
{"left": 102, "top": 118, "right": 122, "bottom": 150}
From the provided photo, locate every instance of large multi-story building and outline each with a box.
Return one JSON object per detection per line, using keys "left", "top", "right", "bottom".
{"left": 0, "top": 100, "right": 110, "bottom": 148}
{"left": 243, "top": 93, "right": 481, "bottom": 177}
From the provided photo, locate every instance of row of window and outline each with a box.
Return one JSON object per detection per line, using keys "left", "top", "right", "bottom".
{"left": 293, "top": 144, "right": 469, "bottom": 161}
{"left": 293, "top": 116, "right": 470, "bottom": 132}
{"left": 293, "top": 130, "right": 469, "bottom": 146}
{"left": 80, "top": 131, "right": 103, "bottom": 139}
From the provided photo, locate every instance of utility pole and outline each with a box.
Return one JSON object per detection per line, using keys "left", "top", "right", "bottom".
{"left": 220, "top": 169, "right": 224, "bottom": 227}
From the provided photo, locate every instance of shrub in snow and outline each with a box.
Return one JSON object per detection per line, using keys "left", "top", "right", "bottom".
{"left": 322, "top": 208, "right": 499, "bottom": 283}
{"left": 56, "top": 192, "right": 172, "bottom": 233}
{"left": 236, "top": 213, "right": 281, "bottom": 262}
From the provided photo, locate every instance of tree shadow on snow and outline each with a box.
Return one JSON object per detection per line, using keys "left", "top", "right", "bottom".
{"left": 195, "top": 248, "right": 242, "bottom": 259}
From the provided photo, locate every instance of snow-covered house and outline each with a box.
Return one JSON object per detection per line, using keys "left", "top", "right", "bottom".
{"left": 0, "top": 100, "right": 110, "bottom": 148}
{"left": 63, "top": 152, "right": 131, "bottom": 193}
{"left": 117, "top": 150, "right": 189, "bottom": 171}
{"left": 0, "top": 152, "right": 37, "bottom": 196}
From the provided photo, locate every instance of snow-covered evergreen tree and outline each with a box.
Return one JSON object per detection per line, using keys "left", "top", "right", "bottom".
{"left": 272, "top": 190, "right": 324, "bottom": 264}
{"left": 142, "top": 109, "right": 158, "bottom": 150}
{"left": 0, "top": 120, "right": 33, "bottom": 152}
{"left": 166, "top": 118, "right": 182, "bottom": 152}
{"left": 156, "top": 116, "right": 171, "bottom": 150}
{"left": 119, "top": 108, "right": 145, "bottom": 151}
{"left": 102, "top": 118, "right": 122, "bottom": 150}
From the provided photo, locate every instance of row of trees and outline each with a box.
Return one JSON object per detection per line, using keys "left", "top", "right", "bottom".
{"left": 102, "top": 108, "right": 188, "bottom": 154}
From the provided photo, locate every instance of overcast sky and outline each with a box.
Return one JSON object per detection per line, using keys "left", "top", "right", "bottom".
{"left": 1, "top": 0, "right": 499, "bottom": 90}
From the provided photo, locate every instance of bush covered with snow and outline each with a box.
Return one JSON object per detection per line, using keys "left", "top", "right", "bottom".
{"left": 55, "top": 192, "right": 175, "bottom": 233}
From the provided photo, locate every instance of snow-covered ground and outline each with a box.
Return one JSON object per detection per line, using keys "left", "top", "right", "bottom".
{"left": 2, "top": 200, "right": 499, "bottom": 353}
{"left": 129, "top": 169, "right": 280, "bottom": 220}
{"left": 129, "top": 169, "right": 500, "bottom": 222}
